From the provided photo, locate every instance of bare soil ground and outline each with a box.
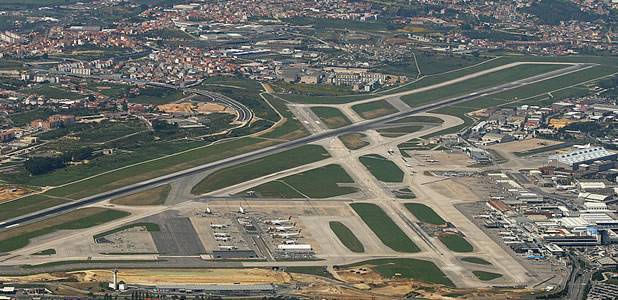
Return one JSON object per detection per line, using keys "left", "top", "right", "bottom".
{"left": 487, "top": 138, "right": 561, "bottom": 153}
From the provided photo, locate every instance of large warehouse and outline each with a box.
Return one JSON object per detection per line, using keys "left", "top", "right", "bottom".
{"left": 548, "top": 146, "right": 617, "bottom": 170}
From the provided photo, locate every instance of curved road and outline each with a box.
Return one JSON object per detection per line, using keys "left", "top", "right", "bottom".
{"left": 0, "top": 63, "right": 594, "bottom": 230}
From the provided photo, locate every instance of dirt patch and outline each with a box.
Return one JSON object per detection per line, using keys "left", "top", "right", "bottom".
{"left": 157, "top": 102, "right": 233, "bottom": 114}
{"left": 110, "top": 185, "right": 170, "bottom": 206}
{"left": 72, "top": 269, "right": 291, "bottom": 285}
{"left": 487, "top": 138, "right": 561, "bottom": 153}
{"left": 0, "top": 186, "right": 32, "bottom": 204}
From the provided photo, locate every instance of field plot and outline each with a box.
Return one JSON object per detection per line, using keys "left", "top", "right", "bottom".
{"left": 338, "top": 133, "right": 370, "bottom": 150}
{"left": 358, "top": 154, "right": 404, "bottom": 182}
{"left": 401, "top": 64, "right": 566, "bottom": 108}
{"left": 247, "top": 164, "right": 358, "bottom": 199}
{"left": 376, "top": 125, "right": 423, "bottom": 138}
{"left": 329, "top": 221, "right": 364, "bottom": 253}
{"left": 22, "top": 84, "right": 84, "bottom": 100}
{"left": 386, "top": 115, "right": 444, "bottom": 125}
{"left": 259, "top": 95, "right": 309, "bottom": 140}
{"left": 461, "top": 257, "right": 492, "bottom": 265}
{"left": 438, "top": 234, "right": 474, "bottom": 253}
{"left": 472, "top": 271, "right": 503, "bottom": 281}
{"left": 128, "top": 86, "right": 185, "bottom": 105}
{"left": 341, "top": 258, "right": 454, "bottom": 286}
{"left": 404, "top": 203, "right": 446, "bottom": 225}
{"left": 110, "top": 184, "right": 171, "bottom": 206}
{"left": 192, "top": 144, "right": 329, "bottom": 194}
{"left": 0, "top": 208, "right": 129, "bottom": 253}
{"left": 35, "top": 137, "right": 280, "bottom": 200}
{"left": 0, "top": 195, "right": 69, "bottom": 222}
{"left": 310, "top": 107, "right": 351, "bottom": 129}
{"left": 352, "top": 100, "right": 398, "bottom": 119}
{"left": 285, "top": 266, "right": 333, "bottom": 279}
{"left": 350, "top": 203, "right": 420, "bottom": 253}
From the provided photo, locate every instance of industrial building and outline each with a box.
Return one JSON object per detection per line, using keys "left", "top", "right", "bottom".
{"left": 548, "top": 146, "right": 617, "bottom": 171}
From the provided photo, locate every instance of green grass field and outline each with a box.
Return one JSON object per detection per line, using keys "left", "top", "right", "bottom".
{"left": 352, "top": 100, "right": 398, "bottom": 119}
{"left": 350, "top": 203, "right": 420, "bottom": 253}
{"left": 285, "top": 266, "right": 333, "bottom": 279}
{"left": 0, "top": 137, "right": 283, "bottom": 222}
{"left": 394, "top": 188, "right": 416, "bottom": 199}
{"left": 32, "top": 249, "right": 56, "bottom": 255}
{"left": 259, "top": 94, "right": 309, "bottom": 140}
{"left": 438, "top": 234, "right": 474, "bottom": 253}
{"left": 246, "top": 164, "right": 357, "bottom": 198}
{"left": 358, "top": 154, "right": 404, "bottom": 182}
{"left": 192, "top": 144, "right": 329, "bottom": 194}
{"left": 310, "top": 107, "right": 351, "bottom": 129}
{"left": 128, "top": 87, "right": 185, "bottom": 105}
{"left": 0, "top": 208, "right": 129, "bottom": 253}
{"left": 377, "top": 125, "right": 423, "bottom": 138}
{"left": 329, "top": 221, "right": 365, "bottom": 253}
{"left": 338, "top": 133, "right": 370, "bottom": 150}
{"left": 0, "top": 195, "right": 69, "bottom": 223}
{"left": 404, "top": 203, "right": 446, "bottom": 225}
{"left": 386, "top": 116, "right": 444, "bottom": 125}
{"left": 22, "top": 84, "right": 84, "bottom": 100}
{"left": 343, "top": 258, "right": 454, "bottom": 286}
{"left": 472, "top": 270, "right": 503, "bottom": 281}
{"left": 461, "top": 257, "right": 492, "bottom": 265}
{"left": 400, "top": 64, "right": 565, "bottom": 108}
{"left": 110, "top": 184, "right": 171, "bottom": 206}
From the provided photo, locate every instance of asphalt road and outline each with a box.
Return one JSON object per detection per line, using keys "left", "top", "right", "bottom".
{"left": 0, "top": 63, "right": 593, "bottom": 230}
{"left": 187, "top": 88, "right": 254, "bottom": 123}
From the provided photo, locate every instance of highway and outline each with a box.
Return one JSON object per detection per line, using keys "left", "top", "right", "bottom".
{"left": 0, "top": 63, "right": 594, "bottom": 230}
{"left": 187, "top": 88, "right": 253, "bottom": 123}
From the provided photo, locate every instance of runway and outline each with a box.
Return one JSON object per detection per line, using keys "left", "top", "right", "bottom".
{"left": 0, "top": 63, "right": 594, "bottom": 230}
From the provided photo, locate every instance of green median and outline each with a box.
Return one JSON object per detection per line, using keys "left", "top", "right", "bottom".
{"left": 350, "top": 203, "right": 419, "bottom": 253}
{"left": 192, "top": 144, "right": 329, "bottom": 194}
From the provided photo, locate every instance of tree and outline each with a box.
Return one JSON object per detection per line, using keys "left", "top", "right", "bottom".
{"left": 24, "top": 157, "right": 65, "bottom": 175}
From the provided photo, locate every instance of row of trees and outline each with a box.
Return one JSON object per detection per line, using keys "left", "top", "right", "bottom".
{"left": 24, "top": 147, "right": 94, "bottom": 175}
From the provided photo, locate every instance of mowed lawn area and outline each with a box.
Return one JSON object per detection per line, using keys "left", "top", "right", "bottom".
{"left": 329, "top": 221, "right": 364, "bottom": 253}
{"left": 472, "top": 270, "right": 503, "bottom": 281}
{"left": 376, "top": 125, "right": 423, "bottom": 138}
{"left": 461, "top": 257, "right": 492, "bottom": 265}
{"left": 0, "top": 208, "right": 129, "bottom": 253}
{"left": 0, "top": 137, "right": 282, "bottom": 222}
{"left": 352, "top": 100, "right": 398, "bottom": 119}
{"left": 404, "top": 203, "right": 446, "bottom": 225}
{"left": 359, "top": 154, "right": 404, "bottom": 182}
{"left": 246, "top": 164, "right": 358, "bottom": 199}
{"left": 342, "top": 258, "right": 454, "bottom": 287}
{"left": 259, "top": 95, "right": 309, "bottom": 140}
{"left": 192, "top": 144, "right": 329, "bottom": 194}
{"left": 400, "top": 64, "right": 566, "bottom": 108}
{"left": 338, "top": 133, "right": 369, "bottom": 150}
{"left": 438, "top": 234, "right": 474, "bottom": 253}
{"left": 0, "top": 195, "right": 69, "bottom": 223}
{"left": 310, "top": 107, "right": 351, "bottom": 129}
{"left": 110, "top": 184, "right": 171, "bottom": 206}
{"left": 350, "top": 203, "right": 420, "bottom": 253}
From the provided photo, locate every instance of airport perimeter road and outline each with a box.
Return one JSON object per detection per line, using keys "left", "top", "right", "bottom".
{"left": 0, "top": 63, "right": 594, "bottom": 230}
